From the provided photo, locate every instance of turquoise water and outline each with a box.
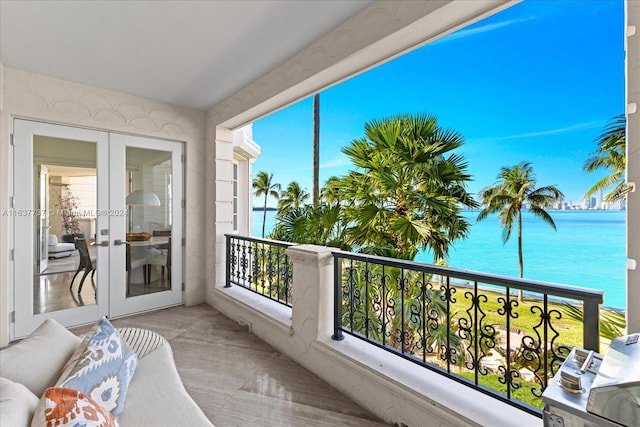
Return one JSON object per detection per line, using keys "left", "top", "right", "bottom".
{"left": 252, "top": 209, "right": 626, "bottom": 309}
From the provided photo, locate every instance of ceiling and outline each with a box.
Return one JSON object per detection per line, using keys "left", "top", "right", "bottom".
{"left": 0, "top": 0, "right": 373, "bottom": 111}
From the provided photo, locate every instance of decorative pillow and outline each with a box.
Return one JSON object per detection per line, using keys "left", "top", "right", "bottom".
{"left": 56, "top": 318, "right": 138, "bottom": 416}
{"left": 1, "top": 377, "right": 40, "bottom": 426}
{"left": 0, "top": 318, "right": 82, "bottom": 396}
{"left": 30, "top": 387, "right": 118, "bottom": 427}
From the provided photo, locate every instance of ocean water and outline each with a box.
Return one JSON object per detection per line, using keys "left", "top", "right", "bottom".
{"left": 252, "top": 209, "right": 626, "bottom": 309}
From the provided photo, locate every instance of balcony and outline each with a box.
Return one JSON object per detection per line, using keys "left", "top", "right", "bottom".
{"left": 219, "top": 234, "right": 606, "bottom": 426}
{"left": 73, "top": 304, "right": 386, "bottom": 426}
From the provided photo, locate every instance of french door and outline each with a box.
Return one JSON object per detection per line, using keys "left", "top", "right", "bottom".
{"left": 13, "top": 120, "right": 183, "bottom": 338}
{"left": 108, "top": 133, "right": 183, "bottom": 317}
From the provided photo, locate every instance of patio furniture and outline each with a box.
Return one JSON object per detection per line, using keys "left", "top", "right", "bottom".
{"left": 0, "top": 318, "right": 213, "bottom": 426}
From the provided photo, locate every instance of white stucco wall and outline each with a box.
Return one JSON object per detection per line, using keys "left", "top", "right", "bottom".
{"left": 0, "top": 66, "right": 207, "bottom": 344}
{"left": 210, "top": 126, "right": 234, "bottom": 300}
{"left": 627, "top": 0, "right": 640, "bottom": 334}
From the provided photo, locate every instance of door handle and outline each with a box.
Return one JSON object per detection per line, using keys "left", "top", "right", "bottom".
{"left": 98, "top": 241, "right": 109, "bottom": 247}
{"left": 113, "top": 240, "right": 130, "bottom": 246}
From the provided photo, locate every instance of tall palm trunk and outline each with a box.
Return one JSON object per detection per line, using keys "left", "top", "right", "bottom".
{"left": 517, "top": 208, "right": 523, "bottom": 302}
{"left": 262, "top": 193, "right": 268, "bottom": 237}
{"left": 312, "top": 94, "right": 320, "bottom": 207}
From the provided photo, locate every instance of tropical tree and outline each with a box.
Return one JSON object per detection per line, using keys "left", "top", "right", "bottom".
{"left": 334, "top": 113, "right": 478, "bottom": 261}
{"left": 584, "top": 114, "right": 631, "bottom": 202}
{"left": 320, "top": 176, "right": 342, "bottom": 206}
{"left": 277, "top": 181, "right": 310, "bottom": 216}
{"left": 270, "top": 177, "right": 349, "bottom": 248}
{"left": 477, "top": 162, "right": 564, "bottom": 301}
{"left": 253, "top": 171, "right": 280, "bottom": 237}
{"left": 312, "top": 93, "right": 320, "bottom": 207}
{"left": 270, "top": 204, "right": 351, "bottom": 250}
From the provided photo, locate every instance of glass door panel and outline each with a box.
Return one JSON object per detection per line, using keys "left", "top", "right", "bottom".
{"left": 14, "top": 120, "right": 108, "bottom": 338}
{"left": 125, "top": 147, "right": 172, "bottom": 297}
{"left": 37, "top": 165, "right": 49, "bottom": 274}
{"left": 109, "top": 134, "right": 183, "bottom": 317}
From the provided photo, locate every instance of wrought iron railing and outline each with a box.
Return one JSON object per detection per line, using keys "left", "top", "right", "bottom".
{"left": 225, "top": 234, "right": 294, "bottom": 307}
{"left": 331, "top": 251, "right": 603, "bottom": 416}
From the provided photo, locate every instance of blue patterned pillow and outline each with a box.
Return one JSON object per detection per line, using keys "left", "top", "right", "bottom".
{"left": 56, "top": 318, "right": 138, "bottom": 416}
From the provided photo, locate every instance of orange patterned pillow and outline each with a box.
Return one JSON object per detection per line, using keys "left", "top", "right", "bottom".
{"left": 30, "top": 387, "right": 118, "bottom": 427}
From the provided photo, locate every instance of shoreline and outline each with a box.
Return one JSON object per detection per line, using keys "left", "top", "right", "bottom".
{"left": 252, "top": 210, "right": 627, "bottom": 310}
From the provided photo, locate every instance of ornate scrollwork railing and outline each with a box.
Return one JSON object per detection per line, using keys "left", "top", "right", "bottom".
{"left": 225, "top": 234, "right": 293, "bottom": 307}
{"left": 331, "top": 251, "right": 603, "bottom": 416}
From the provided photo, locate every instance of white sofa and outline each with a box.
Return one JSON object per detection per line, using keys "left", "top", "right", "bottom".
{"left": 0, "top": 319, "right": 213, "bottom": 427}
{"left": 47, "top": 234, "right": 76, "bottom": 258}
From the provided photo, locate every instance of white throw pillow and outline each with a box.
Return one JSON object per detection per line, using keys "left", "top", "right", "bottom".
{"left": 0, "top": 377, "right": 40, "bottom": 426}
{"left": 0, "top": 319, "right": 82, "bottom": 396}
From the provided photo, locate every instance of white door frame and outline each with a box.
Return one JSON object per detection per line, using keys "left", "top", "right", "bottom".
{"left": 13, "top": 120, "right": 184, "bottom": 338}
{"left": 37, "top": 165, "right": 49, "bottom": 273}
{"left": 108, "top": 133, "right": 183, "bottom": 317}
{"left": 13, "top": 120, "right": 109, "bottom": 338}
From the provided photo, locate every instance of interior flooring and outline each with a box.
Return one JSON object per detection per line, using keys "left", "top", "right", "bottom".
{"left": 34, "top": 267, "right": 170, "bottom": 314}
{"left": 72, "top": 304, "right": 389, "bottom": 427}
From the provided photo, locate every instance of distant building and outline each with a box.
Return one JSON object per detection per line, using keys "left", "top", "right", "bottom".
{"left": 604, "top": 198, "right": 627, "bottom": 211}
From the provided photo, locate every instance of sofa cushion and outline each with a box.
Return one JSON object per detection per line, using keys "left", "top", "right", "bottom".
{"left": 31, "top": 387, "right": 118, "bottom": 427}
{"left": 0, "top": 318, "right": 82, "bottom": 397}
{"left": 57, "top": 318, "right": 138, "bottom": 416}
{"left": 117, "top": 343, "right": 213, "bottom": 426}
{"left": 48, "top": 242, "right": 76, "bottom": 253}
{"left": 47, "top": 234, "right": 59, "bottom": 246}
{"left": 48, "top": 234, "right": 76, "bottom": 254}
{"left": 0, "top": 377, "right": 40, "bottom": 426}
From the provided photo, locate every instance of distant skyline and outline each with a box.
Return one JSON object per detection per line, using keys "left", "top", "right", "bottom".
{"left": 252, "top": 0, "right": 624, "bottom": 207}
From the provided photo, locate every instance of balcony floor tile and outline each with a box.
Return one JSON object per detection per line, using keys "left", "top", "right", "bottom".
{"left": 73, "top": 304, "right": 388, "bottom": 426}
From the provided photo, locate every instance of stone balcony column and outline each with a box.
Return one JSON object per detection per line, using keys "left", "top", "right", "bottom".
{"left": 627, "top": 0, "right": 640, "bottom": 334}
{"left": 286, "top": 245, "right": 335, "bottom": 344}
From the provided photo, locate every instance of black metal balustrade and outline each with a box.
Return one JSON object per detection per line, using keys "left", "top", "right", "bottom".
{"left": 331, "top": 251, "right": 603, "bottom": 416}
{"left": 225, "top": 234, "right": 294, "bottom": 307}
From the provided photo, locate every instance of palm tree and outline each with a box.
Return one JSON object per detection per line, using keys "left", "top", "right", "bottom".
{"left": 320, "top": 176, "right": 342, "bottom": 206}
{"left": 270, "top": 204, "right": 351, "bottom": 250}
{"left": 584, "top": 114, "right": 630, "bottom": 203}
{"left": 277, "top": 181, "right": 310, "bottom": 216}
{"left": 312, "top": 93, "right": 320, "bottom": 207}
{"left": 335, "top": 113, "right": 478, "bottom": 261}
{"left": 477, "top": 162, "right": 564, "bottom": 301}
{"left": 253, "top": 171, "right": 280, "bottom": 237}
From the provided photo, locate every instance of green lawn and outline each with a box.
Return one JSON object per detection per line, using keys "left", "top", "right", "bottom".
{"left": 459, "top": 371, "right": 543, "bottom": 408}
{"left": 446, "top": 284, "right": 622, "bottom": 351}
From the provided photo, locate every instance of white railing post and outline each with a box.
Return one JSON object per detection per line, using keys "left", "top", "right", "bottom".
{"left": 286, "top": 245, "right": 335, "bottom": 342}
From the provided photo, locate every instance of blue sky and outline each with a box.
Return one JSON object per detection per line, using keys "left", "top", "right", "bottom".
{"left": 252, "top": 0, "right": 624, "bottom": 207}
